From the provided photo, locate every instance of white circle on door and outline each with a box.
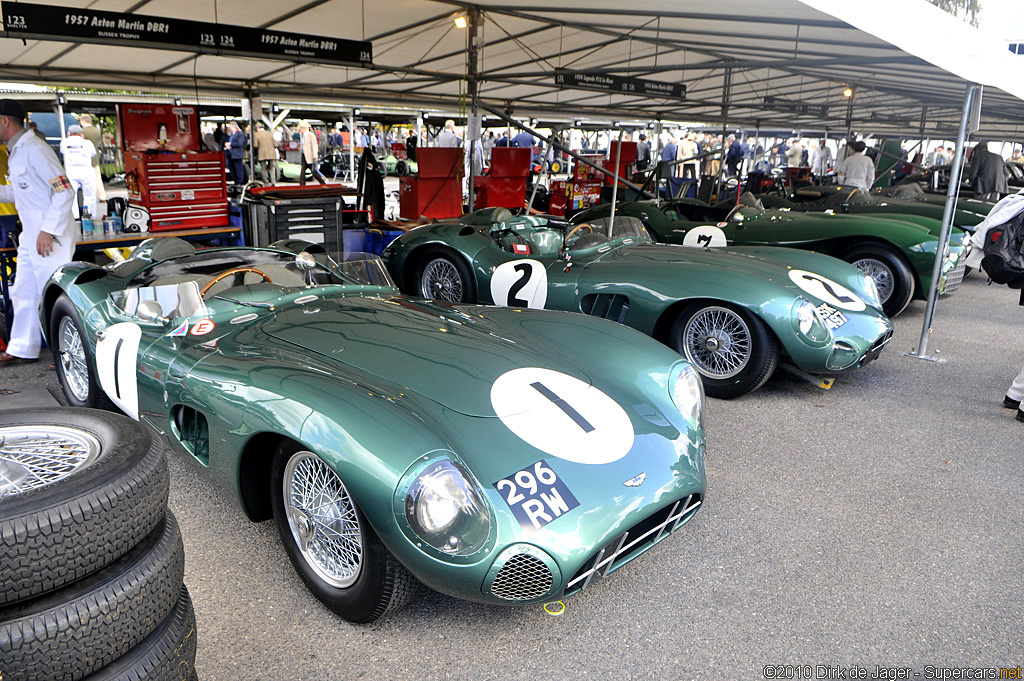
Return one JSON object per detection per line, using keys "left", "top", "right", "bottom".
{"left": 490, "top": 259, "right": 548, "bottom": 308}
{"left": 788, "top": 269, "right": 866, "bottom": 311}
{"left": 490, "top": 367, "right": 634, "bottom": 465}
{"left": 682, "top": 225, "right": 728, "bottom": 248}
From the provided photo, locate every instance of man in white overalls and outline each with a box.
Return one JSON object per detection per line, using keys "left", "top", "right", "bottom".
{"left": 59, "top": 124, "right": 97, "bottom": 219}
{"left": 0, "top": 100, "right": 75, "bottom": 363}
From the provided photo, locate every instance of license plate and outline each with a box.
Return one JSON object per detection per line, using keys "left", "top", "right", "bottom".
{"left": 494, "top": 460, "right": 580, "bottom": 532}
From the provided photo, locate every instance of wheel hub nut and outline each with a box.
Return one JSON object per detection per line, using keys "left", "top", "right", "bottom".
{"left": 704, "top": 336, "right": 721, "bottom": 352}
{"left": 295, "top": 514, "right": 312, "bottom": 541}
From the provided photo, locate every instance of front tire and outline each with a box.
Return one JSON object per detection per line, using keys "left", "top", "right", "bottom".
{"left": 412, "top": 248, "right": 477, "bottom": 303}
{"left": 270, "top": 442, "right": 419, "bottom": 623}
{"left": 670, "top": 302, "right": 779, "bottom": 399}
{"left": 50, "top": 293, "right": 112, "bottom": 409}
{"left": 842, "top": 244, "right": 914, "bottom": 317}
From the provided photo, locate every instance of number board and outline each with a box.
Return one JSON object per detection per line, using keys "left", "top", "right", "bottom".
{"left": 494, "top": 460, "right": 580, "bottom": 532}
{"left": 2, "top": 3, "right": 372, "bottom": 67}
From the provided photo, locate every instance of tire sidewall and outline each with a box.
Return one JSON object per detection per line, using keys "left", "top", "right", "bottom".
{"left": 50, "top": 294, "right": 103, "bottom": 409}
{"left": 671, "top": 301, "right": 778, "bottom": 399}
{"left": 412, "top": 248, "right": 477, "bottom": 303}
{"left": 270, "top": 442, "right": 393, "bottom": 623}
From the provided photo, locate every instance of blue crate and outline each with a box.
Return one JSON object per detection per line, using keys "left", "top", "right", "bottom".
{"left": 364, "top": 228, "right": 403, "bottom": 256}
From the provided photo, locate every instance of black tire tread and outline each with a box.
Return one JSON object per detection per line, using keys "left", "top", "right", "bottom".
{"left": 0, "top": 512, "right": 185, "bottom": 681}
{"left": 357, "top": 554, "right": 420, "bottom": 624}
{"left": 81, "top": 586, "right": 197, "bottom": 681}
{"left": 0, "top": 409, "right": 169, "bottom": 606}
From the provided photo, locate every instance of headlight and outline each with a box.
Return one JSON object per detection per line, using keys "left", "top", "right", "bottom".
{"left": 669, "top": 362, "right": 703, "bottom": 430}
{"left": 404, "top": 459, "right": 490, "bottom": 555}
{"left": 792, "top": 298, "right": 831, "bottom": 345}
{"left": 860, "top": 272, "right": 881, "bottom": 307}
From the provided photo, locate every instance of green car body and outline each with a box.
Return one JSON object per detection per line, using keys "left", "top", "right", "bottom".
{"left": 40, "top": 238, "right": 706, "bottom": 620}
{"left": 383, "top": 208, "right": 894, "bottom": 399}
{"left": 757, "top": 184, "right": 987, "bottom": 232}
{"left": 577, "top": 196, "right": 968, "bottom": 317}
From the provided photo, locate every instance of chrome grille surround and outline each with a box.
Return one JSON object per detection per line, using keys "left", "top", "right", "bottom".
{"left": 941, "top": 257, "right": 967, "bottom": 295}
{"left": 484, "top": 544, "right": 559, "bottom": 602}
{"left": 565, "top": 493, "right": 703, "bottom": 595}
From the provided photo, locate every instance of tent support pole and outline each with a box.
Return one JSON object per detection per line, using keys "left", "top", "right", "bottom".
{"left": 466, "top": 8, "right": 482, "bottom": 212}
{"left": 907, "top": 82, "right": 979, "bottom": 362}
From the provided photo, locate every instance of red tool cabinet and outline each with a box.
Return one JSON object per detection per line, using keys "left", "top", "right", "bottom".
{"left": 399, "top": 147, "right": 463, "bottom": 220}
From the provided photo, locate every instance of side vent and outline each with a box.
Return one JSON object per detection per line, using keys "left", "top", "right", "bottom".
{"left": 171, "top": 405, "right": 210, "bottom": 465}
{"left": 580, "top": 294, "right": 630, "bottom": 324}
{"left": 458, "top": 226, "right": 475, "bottom": 236}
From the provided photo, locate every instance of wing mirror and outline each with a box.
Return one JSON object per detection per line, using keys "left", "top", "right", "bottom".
{"left": 136, "top": 299, "right": 168, "bottom": 325}
{"left": 295, "top": 251, "right": 317, "bottom": 270}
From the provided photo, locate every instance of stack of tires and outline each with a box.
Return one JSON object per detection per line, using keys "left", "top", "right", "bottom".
{"left": 0, "top": 408, "right": 198, "bottom": 681}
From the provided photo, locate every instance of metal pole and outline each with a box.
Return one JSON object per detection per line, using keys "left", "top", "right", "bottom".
{"left": 247, "top": 91, "right": 257, "bottom": 184}
{"left": 909, "top": 83, "right": 979, "bottom": 361}
{"left": 55, "top": 96, "right": 66, "bottom": 139}
{"left": 481, "top": 105, "right": 648, "bottom": 195}
{"left": 608, "top": 129, "right": 624, "bottom": 236}
{"left": 466, "top": 8, "right": 481, "bottom": 212}
{"left": 348, "top": 111, "right": 356, "bottom": 183}
{"left": 527, "top": 130, "right": 554, "bottom": 212}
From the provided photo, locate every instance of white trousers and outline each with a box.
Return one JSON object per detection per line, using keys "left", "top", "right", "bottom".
{"left": 1008, "top": 364, "right": 1024, "bottom": 403}
{"left": 67, "top": 166, "right": 98, "bottom": 219}
{"left": 7, "top": 238, "right": 75, "bottom": 359}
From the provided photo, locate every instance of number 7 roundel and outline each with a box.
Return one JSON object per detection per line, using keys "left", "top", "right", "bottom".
{"left": 490, "top": 259, "right": 548, "bottom": 309}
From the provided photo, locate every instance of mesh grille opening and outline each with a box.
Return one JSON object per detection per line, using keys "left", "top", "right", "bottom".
{"left": 489, "top": 553, "right": 554, "bottom": 601}
{"left": 942, "top": 259, "right": 967, "bottom": 295}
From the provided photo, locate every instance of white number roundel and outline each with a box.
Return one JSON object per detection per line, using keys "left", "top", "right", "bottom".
{"left": 490, "top": 259, "right": 547, "bottom": 309}
{"left": 788, "top": 269, "right": 866, "bottom": 311}
{"left": 490, "top": 367, "right": 634, "bottom": 465}
{"left": 682, "top": 225, "right": 728, "bottom": 248}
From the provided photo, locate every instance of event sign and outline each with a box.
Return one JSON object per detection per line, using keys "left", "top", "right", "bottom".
{"left": 1, "top": 3, "right": 372, "bottom": 66}
{"left": 554, "top": 69, "right": 686, "bottom": 100}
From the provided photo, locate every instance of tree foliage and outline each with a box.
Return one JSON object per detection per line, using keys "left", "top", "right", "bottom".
{"left": 927, "top": 0, "right": 981, "bottom": 26}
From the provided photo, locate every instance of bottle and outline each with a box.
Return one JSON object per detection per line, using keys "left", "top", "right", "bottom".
{"left": 81, "top": 211, "right": 94, "bottom": 237}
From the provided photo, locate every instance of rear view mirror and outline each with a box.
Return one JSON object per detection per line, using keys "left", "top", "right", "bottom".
{"left": 136, "top": 299, "right": 168, "bottom": 325}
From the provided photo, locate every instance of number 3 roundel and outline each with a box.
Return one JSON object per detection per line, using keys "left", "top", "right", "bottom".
{"left": 490, "top": 367, "right": 634, "bottom": 464}
{"left": 490, "top": 259, "right": 547, "bottom": 309}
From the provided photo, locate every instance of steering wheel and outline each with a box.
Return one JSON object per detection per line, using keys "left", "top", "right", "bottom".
{"left": 200, "top": 267, "right": 274, "bottom": 298}
{"left": 560, "top": 223, "right": 595, "bottom": 257}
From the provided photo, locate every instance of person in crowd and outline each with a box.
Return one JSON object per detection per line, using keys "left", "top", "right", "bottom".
{"left": 511, "top": 128, "right": 535, "bottom": 153}
{"left": 406, "top": 130, "right": 418, "bottom": 162}
{"left": 836, "top": 139, "right": 875, "bottom": 191}
{"left": 774, "top": 138, "right": 788, "bottom": 167}
{"left": 810, "top": 139, "right": 833, "bottom": 180}
{"left": 298, "top": 121, "right": 326, "bottom": 186}
{"left": 78, "top": 114, "right": 105, "bottom": 204}
{"left": 741, "top": 136, "right": 753, "bottom": 175}
{"left": 436, "top": 120, "right": 462, "bottom": 147}
{"left": 970, "top": 141, "right": 1009, "bottom": 201}
{"left": 1010, "top": 147, "right": 1023, "bottom": 163}
{"left": 786, "top": 138, "right": 804, "bottom": 168}
{"left": 482, "top": 130, "right": 494, "bottom": 162}
{"left": 724, "top": 134, "right": 743, "bottom": 177}
{"left": 253, "top": 122, "right": 279, "bottom": 185}
{"left": 225, "top": 120, "right": 247, "bottom": 186}
{"left": 661, "top": 133, "right": 678, "bottom": 165}
{"left": 59, "top": 124, "right": 97, "bottom": 218}
{"left": 634, "top": 133, "right": 651, "bottom": 171}
{"left": 203, "top": 123, "right": 221, "bottom": 152}
{"left": 678, "top": 132, "right": 698, "bottom": 179}
{"left": 0, "top": 100, "right": 75, "bottom": 364}
{"left": 793, "top": 167, "right": 814, "bottom": 189}
{"left": 27, "top": 121, "right": 46, "bottom": 142}
{"left": 212, "top": 123, "right": 227, "bottom": 150}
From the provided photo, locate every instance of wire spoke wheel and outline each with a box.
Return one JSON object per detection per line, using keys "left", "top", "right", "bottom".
{"left": 852, "top": 258, "right": 894, "bottom": 304}
{"left": 682, "top": 306, "right": 752, "bottom": 379}
{"left": 0, "top": 425, "right": 101, "bottom": 497}
{"left": 58, "top": 316, "right": 90, "bottom": 402}
{"left": 283, "top": 451, "right": 363, "bottom": 589}
{"left": 420, "top": 258, "right": 464, "bottom": 303}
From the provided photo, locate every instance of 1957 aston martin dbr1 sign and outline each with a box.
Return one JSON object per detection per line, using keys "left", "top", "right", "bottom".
{"left": 382, "top": 208, "right": 893, "bottom": 399}
{"left": 41, "top": 237, "right": 706, "bottom": 622}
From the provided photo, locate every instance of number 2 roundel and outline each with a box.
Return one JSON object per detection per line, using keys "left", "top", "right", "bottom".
{"left": 490, "top": 367, "right": 634, "bottom": 464}
{"left": 490, "top": 259, "right": 547, "bottom": 309}
{"left": 787, "top": 269, "right": 866, "bottom": 311}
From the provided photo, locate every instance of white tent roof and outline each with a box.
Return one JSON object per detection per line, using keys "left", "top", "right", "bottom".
{"left": 0, "top": 0, "right": 1020, "bottom": 137}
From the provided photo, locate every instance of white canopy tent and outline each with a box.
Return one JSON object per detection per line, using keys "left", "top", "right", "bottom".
{"left": 0, "top": 0, "right": 1020, "bottom": 137}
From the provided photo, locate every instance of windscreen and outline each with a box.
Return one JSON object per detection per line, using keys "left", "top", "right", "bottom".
{"left": 109, "top": 281, "right": 209, "bottom": 321}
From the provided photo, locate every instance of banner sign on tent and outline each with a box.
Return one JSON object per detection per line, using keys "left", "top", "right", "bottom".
{"left": 762, "top": 96, "right": 829, "bottom": 118}
{"left": 554, "top": 70, "right": 686, "bottom": 100}
{"left": 1, "top": 3, "right": 372, "bottom": 67}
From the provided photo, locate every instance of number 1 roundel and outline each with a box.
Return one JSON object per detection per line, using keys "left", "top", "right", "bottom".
{"left": 490, "top": 367, "right": 634, "bottom": 464}
{"left": 490, "top": 259, "right": 547, "bottom": 309}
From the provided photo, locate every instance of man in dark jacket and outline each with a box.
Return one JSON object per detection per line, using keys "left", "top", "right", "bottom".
{"left": 225, "top": 121, "right": 247, "bottom": 185}
{"left": 635, "top": 133, "right": 651, "bottom": 171}
{"left": 725, "top": 135, "right": 743, "bottom": 177}
{"left": 970, "top": 141, "right": 1009, "bottom": 201}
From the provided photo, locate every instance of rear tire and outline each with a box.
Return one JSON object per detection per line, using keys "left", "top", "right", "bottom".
{"left": 842, "top": 244, "right": 914, "bottom": 317}
{"left": 670, "top": 302, "right": 779, "bottom": 399}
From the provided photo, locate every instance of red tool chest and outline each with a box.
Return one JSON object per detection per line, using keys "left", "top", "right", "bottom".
{"left": 399, "top": 147, "right": 463, "bottom": 220}
{"left": 475, "top": 147, "right": 530, "bottom": 209}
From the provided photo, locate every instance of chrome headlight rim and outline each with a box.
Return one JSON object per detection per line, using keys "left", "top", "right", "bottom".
{"left": 791, "top": 298, "right": 832, "bottom": 347}
{"left": 395, "top": 452, "right": 494, "bottom": 561}
{"left": 669, "top": 361, "right": 704, "bottom": 432}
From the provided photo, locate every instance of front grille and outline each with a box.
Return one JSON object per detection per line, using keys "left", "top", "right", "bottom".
{"left": 942, "top": 258, "right": 967, "bottom": 294}
{"left": 489, "top": 553, "right": 554, "bottom": 601}
{"left": 871, "top": 329, "right": 893, "bottom": 354}
{"left": 566, "top": 493, "right": 702, "bottom": 595}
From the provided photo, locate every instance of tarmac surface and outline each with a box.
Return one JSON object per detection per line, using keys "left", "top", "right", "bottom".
{"left": 3, "top": 270, "right": 1022, "bottom": 681}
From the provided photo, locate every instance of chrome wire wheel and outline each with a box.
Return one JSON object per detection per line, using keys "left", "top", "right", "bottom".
{"left": 681, "top": 306, "right": 752, "bottom": 379}
{"left": 0, "top": 425, "right": 101, "bottom": 497}
{"left": 283, "top": 451, "right": 363, "bottom": 589}
{"left": 853, "top": 258, "right": 895, "bottom": 304}
{"left": 57, "top": 316, "right": 90, "bottom": 402}
{"left": 420, "top": 258, "right": 464, "bottom": 303}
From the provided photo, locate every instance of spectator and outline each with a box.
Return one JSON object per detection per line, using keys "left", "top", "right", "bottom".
{"left": 406, "top": 130, "right": 418, "bottom": 162}
{"left": 661, "top": 133, "right": 677, "bottom": 164}
{"left": 482, "top": 130, "right": 495, "bottom": 162}
{"left": 253, "top": 123, "right": 279, "bottom": 185}
{"left": 59, "top": 124, "right": 97, "bottom": 218}
{"left": 436, "top": 120, "right": 462, "bottom": 147}
{"left": 298, "top": 122, "right": 326, "bottom": 186}
{"left": 78, "top": 114, "right": 106, "bottom": 204}
{"left": 810, "top": 139, "right": 833, "bottom": 180}
{"left": 836, "top": 140, "right": 875, "bottom": 191}
{"left": 203, "top": 123, "right": 221, "bottom": 152}
{"left": 511, "top": 129, "right": 535, "bottom": 153}
{"left": 28, "top": 121, "right": 46, "bottom": 142}
{"left": 0, "top": 99, "right": 75, "bottom": 365}
{"left": 970, "top": 141, "right": 1009, "bottom": 201}
{"left": 786, "top": 138, "right": 804, "bottom": 168}
{"left": 212, "top": 123, "right": 227, "bottom": 150}
{"left": 724, "top": 135, "right": 742, "bottom": 177}
{"left": 225, "top": 120, "right": 247, "bottom": 186}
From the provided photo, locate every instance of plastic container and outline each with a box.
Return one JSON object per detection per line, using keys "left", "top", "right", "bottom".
{"left": 80, "top": 216, "right": 94, "bottom": 237}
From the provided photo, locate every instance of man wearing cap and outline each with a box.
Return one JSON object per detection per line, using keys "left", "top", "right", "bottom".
{"left": 0, "top": 99, "right": 75, "bottom": 364}
{"left": 59, "top": 124, "right": 98, "bottom": 218}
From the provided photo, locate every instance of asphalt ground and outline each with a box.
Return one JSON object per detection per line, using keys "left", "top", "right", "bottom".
{"left": 3, "top": 271, "right": 1022, "bottom": 681}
